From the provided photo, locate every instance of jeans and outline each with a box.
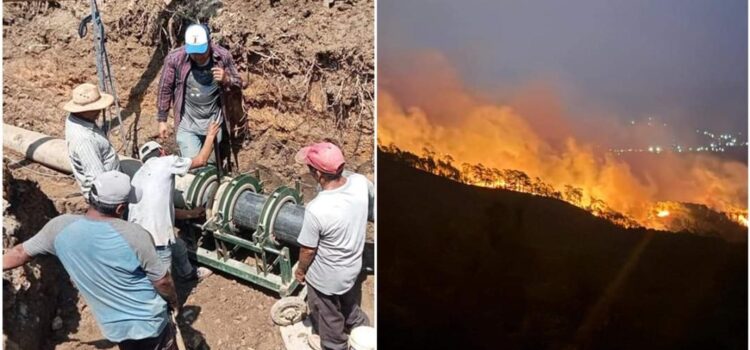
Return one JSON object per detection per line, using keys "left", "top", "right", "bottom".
{"left": 175, "top": 128, "right": 222, "bottom": 163}
{"left": 156, "top": 238, "right": 196, "bottom": 280}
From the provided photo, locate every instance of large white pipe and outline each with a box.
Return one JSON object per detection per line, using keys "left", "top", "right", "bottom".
{"left": 5, "top": 124, "right": 76, "bottom": 173}
{"left": 4, "top": 123, "right": 195, "bottom": 200}
{"left": 4, "top": 123, "right": 146, "bottom": 175}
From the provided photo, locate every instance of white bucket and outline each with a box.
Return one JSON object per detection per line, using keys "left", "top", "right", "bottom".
{"left": 349, "top": 326, "right": 376, "bottom": 350}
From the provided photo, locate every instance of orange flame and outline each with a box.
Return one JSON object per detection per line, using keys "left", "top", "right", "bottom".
{"left": 657, "top": 210, "right": 670, "bottom": 218}
{"left": 740, "top": 215, "right": 748, "bottom": 227}
{"left": 379, "top": 51, "right": 748, "bottom": 231}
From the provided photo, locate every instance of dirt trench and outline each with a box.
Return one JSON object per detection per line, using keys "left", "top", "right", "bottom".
{"left": 3, "top": 0, "right": 374, "bottom": 349}
{"left": 3, "top": 160, "right": 78, "bottom": 350}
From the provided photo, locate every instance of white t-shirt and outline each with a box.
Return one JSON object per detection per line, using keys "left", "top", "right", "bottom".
{"left": 297, "top": 173, "right": 370, "bottom": 295}
{"left": 128, "top": 155, "right": 192, "bottom": 246}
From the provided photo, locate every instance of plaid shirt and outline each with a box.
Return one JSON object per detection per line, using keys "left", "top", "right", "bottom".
{"left": 156, "top": 43, "right": 242, "bottom": 127}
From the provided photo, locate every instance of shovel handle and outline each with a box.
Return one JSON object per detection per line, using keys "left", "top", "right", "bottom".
{"left": 171, "top": 313, "right": 188, "bottom": 350}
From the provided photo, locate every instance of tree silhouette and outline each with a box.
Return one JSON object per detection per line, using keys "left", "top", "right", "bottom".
{"left": 379, "top": 144, "right": 640, "bottom": 228}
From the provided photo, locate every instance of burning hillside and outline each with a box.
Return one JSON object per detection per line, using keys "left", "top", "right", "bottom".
{"left": 378, "top": 52, "right": 748, "bottom": 237}
{"left": 378, "top": 151, "right": 747, "bottom": 349}
{"left": 380, "top": 145, "right": 746, "bottom": 240}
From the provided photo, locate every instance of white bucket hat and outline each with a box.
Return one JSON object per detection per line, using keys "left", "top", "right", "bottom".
{"left": 63, "top": 83, "right": 114, "bottom": 113}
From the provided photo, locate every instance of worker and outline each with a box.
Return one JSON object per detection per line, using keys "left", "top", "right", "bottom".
{"left": 294, "top": 142, "right": 371, "bottom": 350}
{"left": 63, "top": 83, "right": 120, "bottom": 199}
{"left": 156, "top": 23, "right": 242, "bottom": 166}
{"left": 3, "top": 171, "right": 180, "bottom": 350}
{"left": 128, "top": 121, "right": 222, "bottom": 282}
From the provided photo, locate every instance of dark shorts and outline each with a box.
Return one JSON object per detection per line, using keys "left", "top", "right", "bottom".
{"left": 307, "top": 282, "right": 370, "bottom": 350}
{"left": 118, "top": 321, "right": 177, "bottom": 350}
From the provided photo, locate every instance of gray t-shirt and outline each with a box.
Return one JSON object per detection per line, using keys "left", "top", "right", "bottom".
{"left": 22, "top": 214, "right": 168, "bottom": 342}
{"left": 179, "top": 59, "right": 222, "bottom": 135}
{"left": 297, "top": 173, "right": 370, "bottom": 295}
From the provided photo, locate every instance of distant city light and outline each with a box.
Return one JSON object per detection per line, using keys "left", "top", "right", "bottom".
{"left": 610, "top": 128, "right": 746, "bottom": 156}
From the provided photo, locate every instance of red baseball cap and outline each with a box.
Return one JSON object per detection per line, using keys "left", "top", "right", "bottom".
{"left": 295, "top": 142, "right": 345, "bottom": 174}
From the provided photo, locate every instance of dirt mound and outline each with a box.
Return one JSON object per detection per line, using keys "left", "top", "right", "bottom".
{"left": 3, "top": 0, "right": 374, "bottom": 180}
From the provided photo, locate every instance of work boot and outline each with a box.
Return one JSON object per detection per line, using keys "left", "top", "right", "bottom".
{"left": 195, "top": 267, "right": 213, "bottom": 282}
{"left": 306, "top": 333, "right": 322, "bottom": 350}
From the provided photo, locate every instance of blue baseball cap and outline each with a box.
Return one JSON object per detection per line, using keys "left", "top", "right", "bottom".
{"left": 185, "top": 24, "right": 209, "bottom": 54}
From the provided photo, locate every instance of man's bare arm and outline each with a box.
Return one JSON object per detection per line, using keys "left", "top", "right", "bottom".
{"left": 295, "top": 245, "right": 317, "bottom": 283}
{"left": 151, "top": 272, "right": 180, "bottom": 312}
{"left": 3, "top": 244, "right": 32, "bottom": 270}
{"left": 175, "top": 207, "right": 205, "bottom": 220}
{"left": 190, "top": 122, "right": 221, "bottom": 169}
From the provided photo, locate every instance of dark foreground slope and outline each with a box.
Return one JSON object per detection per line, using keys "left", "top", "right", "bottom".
{"left": 378, "top": 152, "right": 747, "bottom": 350}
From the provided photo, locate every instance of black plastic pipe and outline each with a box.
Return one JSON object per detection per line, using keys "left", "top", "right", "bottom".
{"left": 232, "top": 191, "right": 306, "bottom": 245}
{"left": 231, "top": 190, "right": 375, "bottom": 272}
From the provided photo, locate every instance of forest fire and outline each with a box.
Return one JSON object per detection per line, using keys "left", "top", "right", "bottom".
{"left": 381, "top": 143, "right": 748, "bottom": 242}
{"left": 379, "top": 52, "right": 748, "bottom": 236}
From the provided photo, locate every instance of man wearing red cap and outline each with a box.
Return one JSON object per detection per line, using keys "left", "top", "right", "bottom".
{"left": 294, "top": 142, "right": 371, "bottom": 350}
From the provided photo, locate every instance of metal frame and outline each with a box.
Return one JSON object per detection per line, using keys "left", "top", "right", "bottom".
{"left": 186, "top": 172, "right": 303, "bottom": 297}
{"left": 188, "top": 247, "right": 298, "bottom": 296}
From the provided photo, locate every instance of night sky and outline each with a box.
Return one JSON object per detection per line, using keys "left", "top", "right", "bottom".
{"left": 379, "top": 0, "right": 748, "bottom": 139}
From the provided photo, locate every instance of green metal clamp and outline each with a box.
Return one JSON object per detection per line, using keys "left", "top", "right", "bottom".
{"left": 185, "top": 166, "right": 218, "bottom": 209}
{"left": 215, "top": 173, "right": 263, "bottom": 232}
{"left": 254, "top": 185, "right": 302, "bottom": 247}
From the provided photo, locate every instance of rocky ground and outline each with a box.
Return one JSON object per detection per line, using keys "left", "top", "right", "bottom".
{"left": 3, "top": 0, "right": 374, "bottom": 349}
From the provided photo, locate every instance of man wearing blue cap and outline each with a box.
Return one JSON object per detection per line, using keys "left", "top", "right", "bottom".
{"left": 156, "top": 24, "right": 242, "bottom": 164}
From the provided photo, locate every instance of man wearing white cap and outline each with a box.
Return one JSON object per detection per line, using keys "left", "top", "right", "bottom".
{"left": 294, "top": 142, "right": 371, "bottom": 350}
{"left": 3, "top": 171, "right": 181, "bottom": 349}
{"left": 64, "top": 83, "right": 120, "bottom": 199}
{"left": 128, "top": 121, "right": 221, "bottom": 282}
{"left": 156, "top": 23, "right": 242, "bottom": 165}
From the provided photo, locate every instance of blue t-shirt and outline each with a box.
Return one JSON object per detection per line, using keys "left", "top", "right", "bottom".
{"left": 23, "top": 215, "right": 169, "bottom": 342}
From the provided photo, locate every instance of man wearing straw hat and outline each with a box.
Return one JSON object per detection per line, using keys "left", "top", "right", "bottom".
{"left": 64, "top": 83, "right": 120, "bottom": 200}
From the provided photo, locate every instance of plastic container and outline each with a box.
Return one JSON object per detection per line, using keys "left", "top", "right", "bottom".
{"left": 349, "top": 326, "right": 376, "bottom": 350}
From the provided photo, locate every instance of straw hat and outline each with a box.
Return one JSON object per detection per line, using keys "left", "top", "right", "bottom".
{"left": 63, "top": 83, "right": 114, "bottom": 113}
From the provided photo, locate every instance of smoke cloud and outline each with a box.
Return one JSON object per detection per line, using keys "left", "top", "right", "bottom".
{"left": 379, "top": 51, "right": 748, "bottom": 224}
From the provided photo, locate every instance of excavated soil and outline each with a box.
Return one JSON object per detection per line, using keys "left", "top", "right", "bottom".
{"left": 3, "top": 0, "right": 374, "bottom": 349}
